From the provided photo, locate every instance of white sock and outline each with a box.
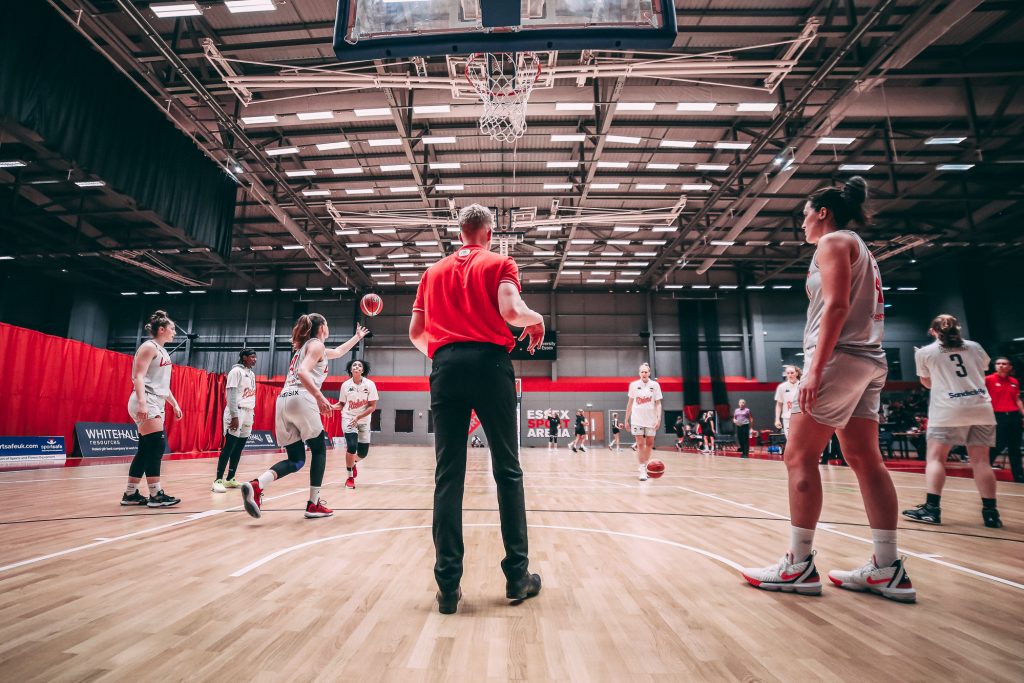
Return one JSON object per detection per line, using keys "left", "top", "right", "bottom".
{"left": 788, "top": 525, "right": 816, "bottom": 563}
{"left": 257, "top": 470, "right": 275, "bottom": 489}
{"left": 309, "top": 486, "right": 321, "bottom": 504}
{"left": 148, "top": 480, "right": 161, "bottom": 496}
{"left": 871, "top": 529, "right": 898, "bottom": 566}
{"left": 125, "top": 482, "right": 138, "bottom": 495}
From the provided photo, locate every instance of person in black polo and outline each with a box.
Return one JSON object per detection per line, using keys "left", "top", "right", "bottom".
{"left": 409, "top": 203, "right": 546, "bottom": 614}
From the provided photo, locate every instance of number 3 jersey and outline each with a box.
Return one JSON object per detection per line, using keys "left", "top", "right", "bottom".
{"left": 915, "top": 340, "right": 996, "bottom": 427}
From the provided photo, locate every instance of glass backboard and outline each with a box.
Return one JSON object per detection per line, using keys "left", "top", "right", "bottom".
{"left": 334, "top": 0, "right": 678, "bottom": 60}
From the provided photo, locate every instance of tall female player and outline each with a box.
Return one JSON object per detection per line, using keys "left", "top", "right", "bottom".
{"left": 240, "top": 315, "right": 368, "bottom": 519}
{"left": 741, "top": 177, "right": 917, "bottom": 603}
{"left": 625, "top": 362, "right": 663, "bottom": 481}
{"left": 903, "top": 314, "right": 1002, "bottom": 528}
{"left": 120, "top": 310, "right": 183, "bottom": 508}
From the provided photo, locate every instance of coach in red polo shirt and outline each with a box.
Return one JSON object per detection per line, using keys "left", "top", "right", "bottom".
{"left": 409, "top": 203, "right": 545, "bottom": 615}
{"left": 986, "top": 357, "right": 1024, "bottom": 482}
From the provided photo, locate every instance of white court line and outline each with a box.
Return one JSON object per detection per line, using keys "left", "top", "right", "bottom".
{"left": 0, "top": 474, "right": 429, "bottom": 575}
{"left": 673, "top": 484, "right": 1024, "bottom": 591}
{"left": 230, "top": 522, "right": 744, "bottom": 578}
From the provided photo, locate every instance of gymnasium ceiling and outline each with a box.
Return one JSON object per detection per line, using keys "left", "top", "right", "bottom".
{"left": 1, "top": 0, "right": 1023, "bottom": 295}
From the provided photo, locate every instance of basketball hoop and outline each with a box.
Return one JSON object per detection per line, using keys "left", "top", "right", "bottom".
{"left": 492, "top": 231, "right": 525, "bottom": 257}
{"left": 465, "top": 52, "right": 542, "bottom": 144}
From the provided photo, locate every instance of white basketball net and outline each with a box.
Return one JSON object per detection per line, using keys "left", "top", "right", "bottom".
{"left": 465, "top": 52, "right": 542, "bottom": 144}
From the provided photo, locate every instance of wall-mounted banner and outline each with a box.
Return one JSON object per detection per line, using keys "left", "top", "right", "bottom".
{"left": 523, "top": 409, "right": 574, "bottom": 439}
{"left": 75, "top": 422, "right": 139, "bottom": 457}
{"left": 0, "top": 436, "right": 66, "bottom": 467}
{"left": 242, "top": 431, "right": 280, "bottom": 451}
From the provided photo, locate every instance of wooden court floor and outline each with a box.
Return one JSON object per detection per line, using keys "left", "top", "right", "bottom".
{"left": 1, "top": 446, "right": 1022, "bottom": 682}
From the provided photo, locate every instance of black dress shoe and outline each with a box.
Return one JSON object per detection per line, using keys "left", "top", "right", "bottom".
{"left": 506, "top": 573, "right": 542, "bottom": 602}
{"left": 436, "top": 587, "right": 462, "bottom": 614}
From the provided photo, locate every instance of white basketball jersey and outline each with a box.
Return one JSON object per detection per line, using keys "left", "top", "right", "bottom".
{"left": 341, "top": 377, "right": 379, "bottom": 425}
{"left": 628, "top": 379, "right": 663, "bottom": 427}
{"left": 227, "top": 364, "right": 257, "bottom": 410}
{"left": 283, "top": 340, "right": 328, "bottom": 393}
{"left": 804, "top": 231, "right": 886, "bottom": 365}
{"left": 774, "top": 381, "right": 799, "bottom": 419}
{"left": 140, "top": 340, "right": 172, "bottom": 397}
{"left": 915, "top": 340, "right": 996, "bottom": 427}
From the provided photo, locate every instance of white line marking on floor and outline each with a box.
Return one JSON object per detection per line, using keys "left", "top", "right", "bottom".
{"left": 673, "top": 484, "right": 1024, "bottom": 591}
{"left": 229, "top": 522, "right": 745, "bottom": 578}
{"left": 0, "top": 474, "right": 428, "bottom": 575}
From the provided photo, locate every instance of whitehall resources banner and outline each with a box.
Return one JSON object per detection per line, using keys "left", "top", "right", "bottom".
{"left": 75, "top": 422, "right": 140, "bottom": 457}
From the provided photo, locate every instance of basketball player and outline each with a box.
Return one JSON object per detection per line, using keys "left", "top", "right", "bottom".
{"left": 341, "top": 358, "right": 378, "bottom": 489}
{"left": 673, "top": 415, "right": 686, "bottom": 451}
{"left": 625, "top": 362, "right": 662, "bottom": 481}
{"left": 212, "top": 348, "right": 257, "bottom": 493}
{"left": 741, "top": 177, "right": 917, "bottom": 603}
{"left": 120, "top": 310, "right": 183, "bottom": 508}
{"left": 570, "top": 409, "right": 587, "bottom": 452}
{"left": 774, "top": 365, "right": 802, "bottom": 437}
{"left": 902, "top": 315, "right": 1002, "bottom": 528}
{"left": 609, "top": 418, "right": 622, "bottom": 451}
{"left": 698, "top": 409, "right": 717, "bottom": 453}
{"left": 240, "top": 317, "right": 369, "bottom": 519}
{"left": 547, "top": 410, "right": 560, "bottom": 450}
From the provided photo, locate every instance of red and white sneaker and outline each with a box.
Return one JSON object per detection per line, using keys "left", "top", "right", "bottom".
{"left": 305, "top": 499, "right": 333, "bottom": 519}
{"left": 345, "top": 476, "right": 355, "bottom": 489}
{"left": 740, "top": 552, "right": 822, "bottom": 595}
{"left": 828, "top": 556, "right": 916, "bottom": 603}
{"left": 241, "top": 480, "right": 263, "bottom": 519}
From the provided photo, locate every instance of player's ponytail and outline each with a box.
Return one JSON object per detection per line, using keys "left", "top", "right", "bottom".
{"left": 291, "top": 313, "right": 327, "bottom": 350}
{"left": 808, "top": 176, "right": 871, "bottom": 228}
{"left": 144, "top": 310, "right": 173, "bottom": 337}
{"left": 931, "top": 314, "right": 964, "bottom": 348}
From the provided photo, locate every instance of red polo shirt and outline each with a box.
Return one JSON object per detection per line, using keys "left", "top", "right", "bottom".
{"left": 412, "top": 244, "right": 519, "bottom": 358}
{"left": 986, "top": 373, "right": 1022, "bottom": 413}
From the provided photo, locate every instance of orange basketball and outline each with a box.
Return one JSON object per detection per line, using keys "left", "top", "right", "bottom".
{"left": 646, "top": 460, "right": 665, "bottom": 478}
{"left": 360, "top": 293, "right": 383, "bottom": 317}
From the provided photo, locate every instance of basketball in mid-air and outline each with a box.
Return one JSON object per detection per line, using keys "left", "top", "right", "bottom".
{"left": 360, "top": 293, "right": 383, "bottom": 317}
{"left": 646, "top": 460, "right": 666, "bottom": 479}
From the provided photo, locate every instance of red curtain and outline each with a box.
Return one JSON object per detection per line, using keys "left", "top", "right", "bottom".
{"left": 0, "top": 323, "right": 282, "bottom": 454}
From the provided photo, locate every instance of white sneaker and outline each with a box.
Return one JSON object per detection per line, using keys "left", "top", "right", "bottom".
{"left": 828, "top": 556, "right": 916, "bottom": 603}
{"left": 638, "top": 465, "right": 648, "bottom": 481}
{"left": 740, "top": 552, "right": 822, "bottom": 595}
{"left": 211, "top": 479, "right": 226, "bottom": 493}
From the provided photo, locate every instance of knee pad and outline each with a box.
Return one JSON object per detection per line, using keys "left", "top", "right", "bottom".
{"left": 345, "top": 432, "right": 358, "bottom": 454}
{"left": 356, "top": 442, "right": 370, "bottom": 458}
{"left": 286, "top": 441, "right": 306, "bottom": 472}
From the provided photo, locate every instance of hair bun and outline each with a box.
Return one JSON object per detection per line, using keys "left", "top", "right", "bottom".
{"left": 841, "top": 176, "right": 868, "bottom": 206}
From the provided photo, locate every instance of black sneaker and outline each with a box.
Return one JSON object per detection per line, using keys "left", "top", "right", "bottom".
{"left": 570, "top": 445, "right": 577, "bottom": 453}
{"left": 436, "top": 587, "right": 462, "bottom": 615}
{"left": 148, "top": 491, "right": 181, "bottom": 508}
{"left": 902, "top": 503, "right": 940, "bottom": 525}
{"left": 982, "top": 508, "right": 1003, "bottom": 529}
{"left": 506, "top": 573, "right": 542, "bottom": 602}
{"left": 120, "top": 490, "right": 149, "bottom": 506}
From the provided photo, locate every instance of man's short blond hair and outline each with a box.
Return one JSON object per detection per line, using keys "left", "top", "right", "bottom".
{"left": 458, "top": 204, "right": 494, "bottom": 232}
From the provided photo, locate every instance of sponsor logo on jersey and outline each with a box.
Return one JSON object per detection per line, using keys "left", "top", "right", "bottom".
{"left": 947, "top": 387, "right": 987, "bottom": 399}
{"left": 159, "top": 358, "right": 172, "bottom": 367}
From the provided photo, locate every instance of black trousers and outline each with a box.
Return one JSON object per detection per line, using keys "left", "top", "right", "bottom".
{"left": 991, "top": 411, "right": 1023, "bottom": 482}
{"left": 431, "top": 342, "right": 529, "bottom": 593}
{"left": 736, "top": 424, "right": 750, "bottom": 457}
